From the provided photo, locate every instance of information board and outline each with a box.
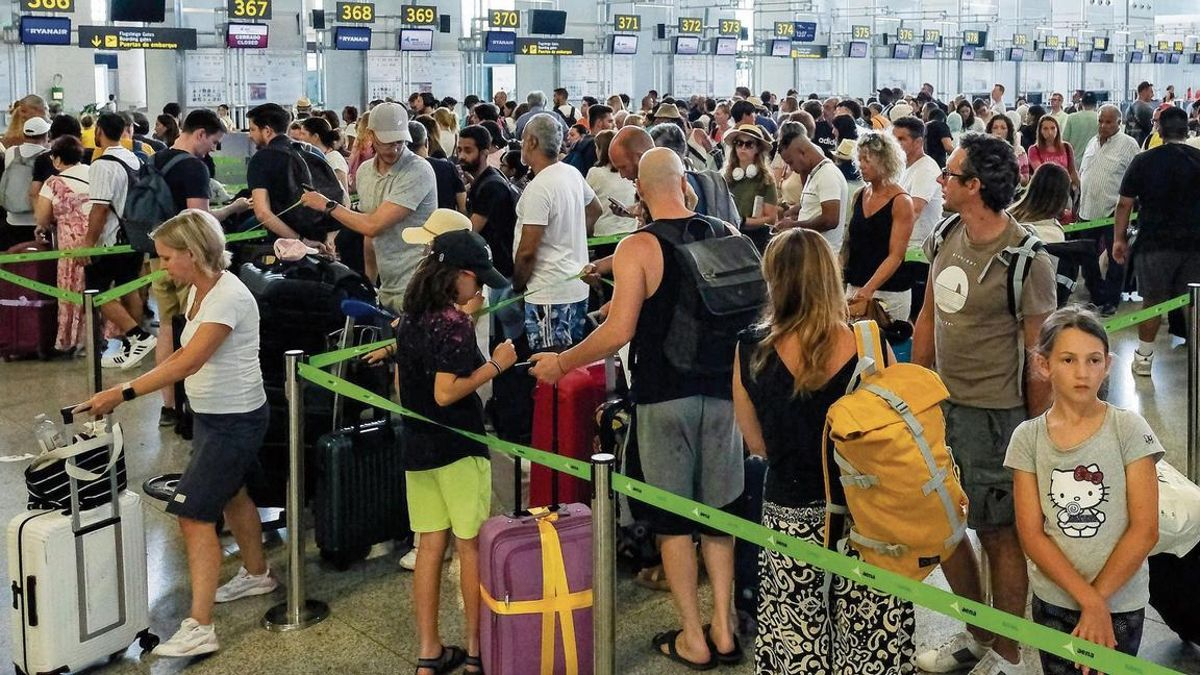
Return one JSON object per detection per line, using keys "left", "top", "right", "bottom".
{"left": 227, "top": 0, "right": 270, "bottom": 20}
{"left": 20, "top": 16, "right": 71, "bottom": 45}
{"left": 78, "top": 25, "right": 197, "bottom": 50}
{"left": 677, "top": 17, "right": 702, "bottom": 34}
{"left": 335, "top": 2, "right": 374, "bottom": 23}
{"left": 516, "top": 37, "right": 583, "bottom": 56}
{"left": 22, "top": 0, "right": 73, "bottom": 13}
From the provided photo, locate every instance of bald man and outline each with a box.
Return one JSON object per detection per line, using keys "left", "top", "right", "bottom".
{"left": 531, "top": 148, "right": 744, "bottom": 669}
{"left": 607, "top": 125, "right": 734, "bottom": 226}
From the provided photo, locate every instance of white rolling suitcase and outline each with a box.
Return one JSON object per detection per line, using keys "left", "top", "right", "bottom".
{"left": 9, "top": 407, "right": 158, "bottom": 675}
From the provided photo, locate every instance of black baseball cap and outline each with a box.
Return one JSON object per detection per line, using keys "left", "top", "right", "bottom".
{"left": 431, "top": 229, "right": 509, "bottom": 289}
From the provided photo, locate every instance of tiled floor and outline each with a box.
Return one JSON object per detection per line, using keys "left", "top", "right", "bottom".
{"left": 1, "top": 313, "right": 1199, "bottom": 674}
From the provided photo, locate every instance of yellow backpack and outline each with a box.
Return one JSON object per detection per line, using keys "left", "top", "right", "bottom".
{"left": 822, "top": 321, "right": 969, "bottom": 581}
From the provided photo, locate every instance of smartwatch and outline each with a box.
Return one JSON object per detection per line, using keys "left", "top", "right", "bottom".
{"left": 324, "top": 199, "right": 339, "bottom": 214}
{"left": 121, "top": 383, "right": 138, "bottom": 401}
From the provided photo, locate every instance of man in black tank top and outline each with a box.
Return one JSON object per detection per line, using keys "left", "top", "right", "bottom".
{"left": 530, "top": 148, "right": 745, "bottom": 669}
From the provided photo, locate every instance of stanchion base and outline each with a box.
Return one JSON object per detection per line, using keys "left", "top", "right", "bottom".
{"left": 262, "top": 599, "right": 330, "bottom": 632}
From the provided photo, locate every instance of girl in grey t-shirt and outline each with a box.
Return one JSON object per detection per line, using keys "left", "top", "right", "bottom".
{"left": 1004, "top": 307, "right": 1162, "bottom": 675}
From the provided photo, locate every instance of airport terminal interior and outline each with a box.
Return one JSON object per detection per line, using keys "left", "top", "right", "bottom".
{"left": 3, "top": 0, "right": 1200, "bottom": 672}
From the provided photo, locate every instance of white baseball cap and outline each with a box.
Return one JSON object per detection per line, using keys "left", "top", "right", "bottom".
{"left": 402, "top": 208, "right": 473, "bottom": 245}
{"left": 367, "top": 102, "right": 411, "bottom": 144}
{"left": 23, "top": 117, "right": 50, "bottom": 136}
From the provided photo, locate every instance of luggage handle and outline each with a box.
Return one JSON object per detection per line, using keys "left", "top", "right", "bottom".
{"left": 25, "top": 576, "right": 37, "bottom": 627}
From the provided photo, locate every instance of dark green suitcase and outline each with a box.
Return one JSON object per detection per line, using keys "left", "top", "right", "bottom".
{"left": 313, "top": 417, "right": 410, "bottom": 569}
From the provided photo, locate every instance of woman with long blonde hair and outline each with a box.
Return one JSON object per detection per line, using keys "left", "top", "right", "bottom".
{"left": 733, "top": 228, "right": 912, "bottom": 674}
{"left": 431, "top": 107, "right": 459, "bottom": 163}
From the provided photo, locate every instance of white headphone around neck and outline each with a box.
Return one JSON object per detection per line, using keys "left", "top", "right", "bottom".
{"left": 731, "top": 164, "right": 759, "bottom": 182}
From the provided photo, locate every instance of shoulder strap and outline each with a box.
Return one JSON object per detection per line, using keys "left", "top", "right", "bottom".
{"left": 158, "top": 151, "right": 193, "bottom": 176}
{"left": 929, "top": 213, "right": 963, "bottom": 262}
{"left": 998, "top": 232, "right": 1044, "bottom": 398}
{"left": 847, "top": 320, "right": 885, "bottom": 394}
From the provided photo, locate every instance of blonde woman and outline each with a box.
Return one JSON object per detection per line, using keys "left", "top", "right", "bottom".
{"left": 733, "top": 228, "right": 912, "bottom": 674}
{"left": 722, "top": 124, "right": 778, "bottom": 251}
{"left": 77, "top": 210, "right": 275, "bottom": 658}
{"left": 431, "top": 107, "right": 459, "bottom": 163}
{"left": 842, "top": 130, "right": 915, "bottom": 322}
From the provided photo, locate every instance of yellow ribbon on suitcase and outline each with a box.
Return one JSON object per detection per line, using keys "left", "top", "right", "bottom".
{"left": 479, "top": 510, "right": 594, "bottom": 675}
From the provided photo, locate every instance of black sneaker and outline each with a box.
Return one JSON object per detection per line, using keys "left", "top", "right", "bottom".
{"left": 1099, "top": 302, "right": 1119, "bottom": 317}
{"left": 159, "top": 407, "right": 180, "bottom": 428}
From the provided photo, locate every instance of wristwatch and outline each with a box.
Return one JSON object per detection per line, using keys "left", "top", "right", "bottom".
{"left": 324, "top": 199, "right": 338, "bottom": 214}
{"left": 121, "top": 383, "right": 138, "bottom": 401}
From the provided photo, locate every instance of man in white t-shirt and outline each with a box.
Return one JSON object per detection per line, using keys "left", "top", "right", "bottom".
{"left": 512, "top": 113, "right": 602, "bottom": 349}
{"left": 775, "top": 123, "right": 847, "bottom": 252}
{"left": 892, "top": 117, "right": 944, "bottom": 320}
{"left": 892, "top": 117, "right": 944, "bottom": 247}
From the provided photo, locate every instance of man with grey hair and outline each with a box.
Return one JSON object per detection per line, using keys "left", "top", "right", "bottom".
{"left": 515, "top": 89, "right": 568, "bottom": 141}
{"left": 512, "top": 113, "right": 602, "bottom": 349}
{"left": 528, "top": 147, "right": 743, "bottom": 670}
{"left": 1078, "top": 103, "right": 1139, "bottom": 315}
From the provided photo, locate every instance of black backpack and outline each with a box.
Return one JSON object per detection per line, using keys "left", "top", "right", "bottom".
{"left": 96, "top": 153, "right": 190, "bottom": 254}
{"left": 264, "top": 141, "right": 345, "bottom": 241}
{"left": 644, "top": 215, "right": 766, "bottom": 378}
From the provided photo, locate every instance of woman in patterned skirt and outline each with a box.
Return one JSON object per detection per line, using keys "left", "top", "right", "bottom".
{"left": 33, "top": 135, "right": 91, "bottom": 353}
{"left": 732, "top": 228, "right": 914, "bottom": 674}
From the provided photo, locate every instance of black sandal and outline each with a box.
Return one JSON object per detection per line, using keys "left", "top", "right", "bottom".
{"left": 414, "top": 645, "right": 466, "bottom": 675}
{"left": 463, "top": 654, "right": 484, "bottom": 674}
{"left": 652, "top": 629, "right": 717, "bottom": 671}
{"left": 703, "top": 624, "right": 744, "bottom": 665}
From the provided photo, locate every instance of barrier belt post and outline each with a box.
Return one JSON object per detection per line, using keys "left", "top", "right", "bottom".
{"left": 1189, "top": 284, "right": 1200, "bottom": 484}
{"left": 264, "top": 350, "right": 330, "bottom": 632}
{"left": 83, "top": 290, "right": 100, "bottom": 395}
{"left": 591, "top": 452, "right": 616, "bottom": 675}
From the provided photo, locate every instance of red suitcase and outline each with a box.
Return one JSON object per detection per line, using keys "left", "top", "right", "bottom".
{"left": 529, "top": 359, "right": 622, "bottom": 508}
{"left": 0, "top": 240, "right": 57, "bottom": 360}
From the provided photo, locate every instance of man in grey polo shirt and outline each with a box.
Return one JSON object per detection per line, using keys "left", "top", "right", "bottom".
{"left": 301, "top": 102, "right": 436, "bottom": 312}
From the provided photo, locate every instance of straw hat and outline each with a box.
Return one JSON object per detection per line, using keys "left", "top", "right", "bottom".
{"left": 653, "top": 103, "right": 683, "bottom": 120}
{"left": 723, "top": 123, "right": 772, "bottom": 152}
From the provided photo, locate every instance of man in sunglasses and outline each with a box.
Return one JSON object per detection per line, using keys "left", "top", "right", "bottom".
{"left": 911, "top": 133, "right": 1056, "bottom": 675}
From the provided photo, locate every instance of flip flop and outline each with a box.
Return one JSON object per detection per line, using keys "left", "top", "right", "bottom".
{"left": 703, "top": 623, "right": 744, "bottom": 665}
{"left": 652, "top": 629, "right": 717, "bottom": 671}
{"left": 414, "top": 645, "right": 466, "bottom": 675}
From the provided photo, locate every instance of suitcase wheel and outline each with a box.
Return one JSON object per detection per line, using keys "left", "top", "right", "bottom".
{"left": 137, "top": 629, "right": 160, "bottom": 654}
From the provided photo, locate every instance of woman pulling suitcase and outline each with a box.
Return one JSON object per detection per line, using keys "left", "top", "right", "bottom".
{"left": 76, "top": 209, "right": 276, "bottom": 657}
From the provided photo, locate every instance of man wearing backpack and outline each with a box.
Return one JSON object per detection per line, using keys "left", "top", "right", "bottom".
{"left": 0, "top": 116, "right": 51, "bottom": 247}
{"left": 530, "top": 148, "right": 748, "bottom": 670}
{"left": 245, "top": 103, "right": 333, "bottom": 248}
{"left": 150, "top": 108, "right": 252, "bottom": 425}
{"left": 552, "top": 88, "right": 578, "bottom": 126}
{"left": 912, "top": 133, "right": 1057, "bottom": 675}
{"left": 84, "top": 112, "right": 157, "bottom": 369}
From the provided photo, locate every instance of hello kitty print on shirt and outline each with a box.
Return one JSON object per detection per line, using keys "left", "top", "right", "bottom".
{"left": 1049, "top": 464, "right": 1109, "bottom": 538}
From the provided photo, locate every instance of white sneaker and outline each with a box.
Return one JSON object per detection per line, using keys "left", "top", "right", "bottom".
{"left": 1131, "top": 350, "right": 1153, "bottom": 377}
{"left": 100, "top": 341, "right": 127, "bottom": 369}
{"left": 119, "top": 332, "right": 157, "bottom": 370}
{"left": 214, "top": 566, "right": 278, "bottom": 603}
{"left": 152, "top": 618, "right": 219, "bottom": 657}
{"left": 965, "top": 649, "right": 1028, "bottom": 675}
{"left": 914, "top": 632, "right": 988, "bottom": 672}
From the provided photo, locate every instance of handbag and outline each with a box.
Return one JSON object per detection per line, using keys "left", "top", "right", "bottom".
{"left": 25, "top": 421, "right": 126, "bottom": 512}
{"left": 848, "top": 296, "right": 892, "bottom": 327}
{"left": 1151, "top": 459, "right": 1200, "bottom": 557}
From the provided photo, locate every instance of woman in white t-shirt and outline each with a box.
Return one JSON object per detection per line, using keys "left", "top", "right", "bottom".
{"left": 585, "top": 129, "right": 637, "bottom": 237}
{"left": 77, "top": 210, "right": 273, "bottom": 659}
{"left": 299, "top": 117, "right": 351, "bottom": 204}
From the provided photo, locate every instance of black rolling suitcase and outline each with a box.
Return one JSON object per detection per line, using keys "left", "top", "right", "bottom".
{"left": 1148, "top": 542, "right": 1200, "bottom": 645}
{"left": 313, "top": 417, "right": 409, "bottom": 569}
{"left": 734, "top": 455, "right": 767, "bottom": 638}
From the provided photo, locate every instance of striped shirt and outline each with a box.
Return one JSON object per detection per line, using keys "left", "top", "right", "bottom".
{"left": 1078, "top": 131, "right": 1140, "bottom": 220}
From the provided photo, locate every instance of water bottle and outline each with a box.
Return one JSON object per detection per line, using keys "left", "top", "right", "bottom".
{"left": 33, "top": 414, "right": 65, "bottom": 454}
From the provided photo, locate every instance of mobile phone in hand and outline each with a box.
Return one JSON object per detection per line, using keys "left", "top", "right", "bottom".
{"left": 608, "top": 197, "right": 633, "bottom": 218}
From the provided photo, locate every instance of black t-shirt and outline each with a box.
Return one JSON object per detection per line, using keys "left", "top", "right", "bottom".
{"left": 153, "top": 148, "right": 211, "bottom": 214}
{"left": 813, "top": 120, "right": 838, "bottom": 155}
{"left": 1119, "top": 142, "right": 1200, "bottom": 251}
{"left": 394, "top": 308, "right": 488, "bottom": 471}
{"left": 629, "top": 216, "right": 735, "bottom": 404}
{"left": 32, "top": 152, "right": 56, "bottom": 184}
{"left": 737, "top": 326, "right": 852, "bottom": 508}
{"left": 426, "top": 156, "right": 465, "bottom": 210}
{"left": 246, "top": 135, "right": 298, "bottom": 222}
{"left": 466, "top": 167, "right": 516, "bottom": 278}
{"left": 925, "top": 120, "right": 952, "bottom": 168}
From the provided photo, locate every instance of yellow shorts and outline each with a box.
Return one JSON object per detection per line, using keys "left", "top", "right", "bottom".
{"left": 406, "top": 456, "right": 492, "bottom": 540}
{"left": 149, "top": 258, "right": 191, "bottom": 321}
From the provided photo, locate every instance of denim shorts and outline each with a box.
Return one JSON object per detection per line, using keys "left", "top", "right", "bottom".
{"left": 167, "top": 403, "right": 269, "bottom": 522}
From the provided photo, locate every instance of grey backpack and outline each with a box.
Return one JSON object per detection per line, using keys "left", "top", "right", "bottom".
{"left": 0, "top": 148, "right": 47, "bottom": 214}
